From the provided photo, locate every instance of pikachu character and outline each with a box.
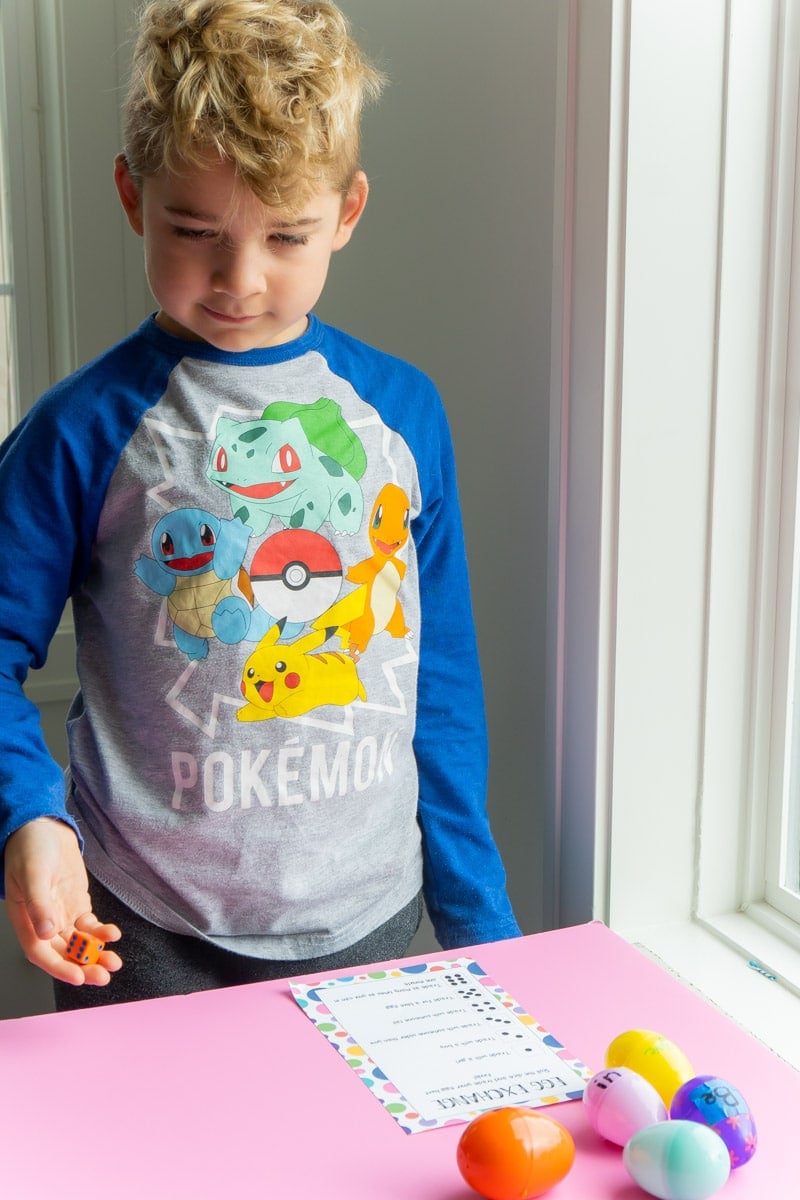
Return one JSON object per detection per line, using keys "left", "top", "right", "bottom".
{"left": 237, "top": 619, "right": 367, "bottom": 722}
{"left": 314, "top": 482, "right": 412, "bottom": 660}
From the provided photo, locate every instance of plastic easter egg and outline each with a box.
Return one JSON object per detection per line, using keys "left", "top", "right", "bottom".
{"left": 670, "top": 1075, "right": 757, "bottom": 1167}
{"left": 605, "top": 1029, "right": 694, "bottom": 1106}
{"left": 583, "top": 1066, "right": 668, "bottom": 1145}
{"left": 456, "top": 1107, "right": 575, "bottom": 1200}
{"left": 623, "top": 1120, "right": 731, "bottom": 1200}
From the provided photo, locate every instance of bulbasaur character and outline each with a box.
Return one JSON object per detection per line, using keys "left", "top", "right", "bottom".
{"left": 206, "top": 397, "right": 366, "bottom": 536}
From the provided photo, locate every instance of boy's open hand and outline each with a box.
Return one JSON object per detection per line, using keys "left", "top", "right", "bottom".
{"left": 4, "top": 818, "right": 122, "bottom": 986}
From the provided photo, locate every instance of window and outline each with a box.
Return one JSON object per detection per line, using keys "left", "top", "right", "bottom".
{"left": 0, "top": 0, "right": 149, "bottom": 720}
{"left": 682, "top": 0, "right": 800, "bottom": 965}
{"left": 552, "top": 0, "right": 800, "bottom": 1067}
{"left": 0, "top": 1, "right": 53, "bottom": 424}
{"left": 761, "top": 2, "right": 800, "bottom": 934}
{"left": 690, "top": 0, "right": 800, "bottom": 997}
{"left": 774, "top": 508, "right": 800, "bottom": 915}
{"left": 0, "top": 17, "right": 17, "bottom": 440}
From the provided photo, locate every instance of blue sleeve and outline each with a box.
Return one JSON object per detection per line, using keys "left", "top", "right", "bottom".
{"left": 410, "top": 397, "right": 521, "bottom": 949}
{"left": 0, "top": 404, "right": 85, "bottom": 853}
{"left": 0, "top": 332, "right": 170, "bottom": 877}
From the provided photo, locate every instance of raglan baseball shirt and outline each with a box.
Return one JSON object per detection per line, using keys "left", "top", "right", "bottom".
{"left": 0, "top": 315, "right": 520, "bottom": 957}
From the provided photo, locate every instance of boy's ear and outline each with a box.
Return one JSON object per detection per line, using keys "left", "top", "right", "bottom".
{"left": 332, "top": 171, "right": 369, "bottom": 251}
{"left": 114, "top": 153, "right": 144, "bottom": 236}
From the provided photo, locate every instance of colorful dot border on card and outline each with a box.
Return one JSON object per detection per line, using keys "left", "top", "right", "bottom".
{"left": 290, "top": 957, "right": 593, "bottom": 1135}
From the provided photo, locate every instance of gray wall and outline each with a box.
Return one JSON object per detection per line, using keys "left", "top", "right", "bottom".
{"left": 321, "top": 0, "right": 558, "bottom": 939}
{"left": 1, "top": 0, "right": 559, "bottom": 1016}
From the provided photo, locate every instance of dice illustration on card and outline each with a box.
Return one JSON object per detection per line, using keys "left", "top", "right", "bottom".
{"left": 444, "top": 970, "right": 531, "bottom": 1046}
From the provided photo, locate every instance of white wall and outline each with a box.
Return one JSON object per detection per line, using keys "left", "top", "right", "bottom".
{"left": 2, "top": 0, "right": 560, "bottom": 1015}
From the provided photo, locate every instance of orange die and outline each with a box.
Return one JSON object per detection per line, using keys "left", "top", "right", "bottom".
{"left": 65, "top": 931, "right": 105, "bottom": 966}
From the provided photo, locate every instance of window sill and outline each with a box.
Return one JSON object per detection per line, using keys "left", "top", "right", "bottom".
{"left": 613, "top": 913, "right": 800, "bottom": 1072}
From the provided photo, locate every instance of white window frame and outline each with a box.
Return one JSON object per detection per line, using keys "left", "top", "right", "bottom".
{"left": 0, "top": 0, "right": 52, "bottom": 432}
{"left": 691, "top": 0, "right": 800, "bottom": 1003}
{"left": 1, "top": 0, "right": 151, "bottom": 706}
{"left": 1, "top": 0, "right": 151, "bottom": 435}
{"left": 0, "top": 33, "right": 15, "bottom": 433}
{"left": 760, "top": 3, "right": 800, "bottom": 935}
{"left": 550, "top": 0, "right": 800, "bottom": 1068}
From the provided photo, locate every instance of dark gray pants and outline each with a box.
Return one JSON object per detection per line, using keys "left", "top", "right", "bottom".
{"left": 53, "top": 875, "right": 423, "bottom": 1010}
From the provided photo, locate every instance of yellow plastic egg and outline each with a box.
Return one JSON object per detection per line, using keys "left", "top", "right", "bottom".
{"left": 605, "top": 1029, "right": 693, "bottom": 1107}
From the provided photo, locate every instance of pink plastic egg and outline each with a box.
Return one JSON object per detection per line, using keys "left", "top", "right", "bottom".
{"left": 583, "top": 1066, "right": 668, "bottom": 1145}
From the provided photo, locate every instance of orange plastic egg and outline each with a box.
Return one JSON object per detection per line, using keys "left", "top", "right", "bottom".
{"left": 456, "top": 1107, "right": 575, "bottom": 1200}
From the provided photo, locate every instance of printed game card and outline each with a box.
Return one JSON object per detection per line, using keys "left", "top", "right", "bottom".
{"left": 290, "top": 957, "right": 592, "bottom": 1134}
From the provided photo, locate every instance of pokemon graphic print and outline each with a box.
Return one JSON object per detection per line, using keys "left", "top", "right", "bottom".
{"left": 0, "top": 316, "right": 519, "bottom": 959}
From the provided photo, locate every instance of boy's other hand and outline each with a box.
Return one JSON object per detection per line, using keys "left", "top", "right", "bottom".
{"left": 4, "top": 818, "right": 122, "bottom": 986}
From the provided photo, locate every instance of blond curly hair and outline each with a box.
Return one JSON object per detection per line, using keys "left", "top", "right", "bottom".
{"left": 122, "top": 0, "right": 384, "bottom": 210}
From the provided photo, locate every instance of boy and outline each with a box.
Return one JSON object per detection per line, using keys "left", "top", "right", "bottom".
{"left": 0, "top": 0, "right": 520, "bottom": 1008}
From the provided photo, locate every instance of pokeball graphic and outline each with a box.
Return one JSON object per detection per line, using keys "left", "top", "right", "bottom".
{"left": 250, "top": 530, "right": 343, "bottom": 625}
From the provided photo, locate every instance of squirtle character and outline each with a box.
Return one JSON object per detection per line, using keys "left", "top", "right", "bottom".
{"left": 134, "top": 509, "right": 270, "bottom": 660}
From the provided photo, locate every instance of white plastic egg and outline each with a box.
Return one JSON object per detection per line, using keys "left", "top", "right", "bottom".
{"left": 623, "top": 1120, "right": 731, "bottom": 1200}
{"left": 583, "top": 1066, "right": 667, "bottom": 1145}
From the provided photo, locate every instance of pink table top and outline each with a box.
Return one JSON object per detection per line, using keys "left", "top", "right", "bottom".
{"left": 1, "top": 920, "right": 796, "bottom": 1198}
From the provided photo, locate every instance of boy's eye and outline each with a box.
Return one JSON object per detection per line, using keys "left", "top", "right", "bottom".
{"left": 271, "top": 233, "right": 310, "bottom": 248}
{"left": 173, "top": 226, "right": 216, "bottom": 240}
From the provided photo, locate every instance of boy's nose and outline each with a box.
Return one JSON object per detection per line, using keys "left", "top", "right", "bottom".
{"left": 211, "top": 248, "right": 268, "bottom": 298}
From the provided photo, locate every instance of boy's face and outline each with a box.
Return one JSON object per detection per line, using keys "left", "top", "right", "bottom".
{"left": 114, "top": 155, "right": 367, "bottom": 352}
